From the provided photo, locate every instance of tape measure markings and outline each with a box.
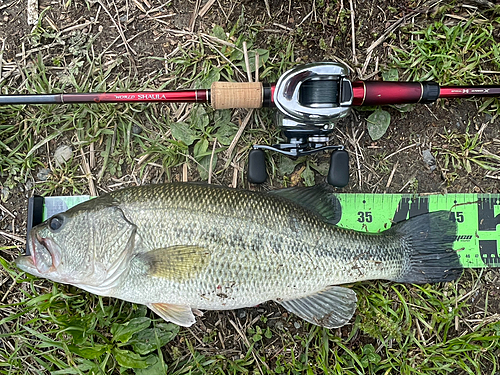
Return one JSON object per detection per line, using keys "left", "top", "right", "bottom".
{"left": 334, "top": 193, "right": 500, "bottom": 268}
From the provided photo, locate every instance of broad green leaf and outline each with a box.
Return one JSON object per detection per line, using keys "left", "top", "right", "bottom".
{"left": 264, "top": 327, "right": 272, "bottom": 339}
{"left": 362, "top": 344, "right": 381, "bottom": 365}
{"left": 214, "top": 109, "right": 232, "bottom": 125}
{"left": 367, "top": 109, "right": 391, "bottom": 141}
{"left": 134, "top": 355, "right": 167, "bottom": 375}
{"left": 67, "top": 344, "right": 108, "bottom": 359}
{"left": 214, "top": 122, "right": 237, "bottom": 146}
{"left": 198, "top": 68, "right": 221, "bottom": 89}
{"left": 170, "top": 122, "right": 197, "bottom": 146}
{"left": 392, "top": 103, "right": 415, "bottom": 113}
{"left": 230, "top": 36, "right": 252, "bottom": 61}
{"left": 301, "top": 164, "right": 315, "bottom": 186}
{"left": 111, "top": 317, "right": 151, "bottom": 344}
{"left": 230, "top": 48, "right": 243, "bottom": 61}
{"left": 278, "top": 156, "right": 297, "bottom": 175}
{"left": 211, "top": 25, "right": 226, "bottom": 41}
{"left": 213, "top": 110, "right": 236, "bottom": 145}
{"left": 66, "top": 328, "right": 86, "bottom": 345}
{"left": 193, "top": 139, "right": 209, "bottom": 159}
{"left": 309, "top": 161, "right": 329, "bottom": 176}
{"left": 252, "top": 333, "right": 262, "bottom": 342}
{"left": 198, "top": 154, "right": 218, "bottom": 180}
{"left": 131, "top": 323, "right": 180, "bottom": 355}
{"left": 382, "top": 68, "right": 399, "bottom": 81}
{"left": 190, "top": 106, "right": 210, "bottom": 131}
{"left": 238, "top": 49, "right": 270, "bottom": 73}
{"left": 113, "top": 348, "right": 149, "bottom": 369}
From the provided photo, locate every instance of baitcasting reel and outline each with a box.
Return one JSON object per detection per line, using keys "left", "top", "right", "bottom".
{"left": 247, "top": 62, "right": 353, "bottom": 187}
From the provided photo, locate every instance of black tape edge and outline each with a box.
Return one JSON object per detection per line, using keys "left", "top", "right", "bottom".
{"left": 26, "top": 196, "right": 44, "bottom": 256}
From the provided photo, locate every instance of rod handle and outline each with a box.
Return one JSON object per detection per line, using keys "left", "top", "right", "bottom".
{"left": 211, "top": 82, "right": 263, "bottom": 109}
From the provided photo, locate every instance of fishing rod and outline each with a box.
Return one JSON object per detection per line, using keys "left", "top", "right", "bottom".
{"left": 3, "top": 65, "right": 499, "bottom": 107}
{"left": 4, "top": 62, "right": 499, "bottom": 186}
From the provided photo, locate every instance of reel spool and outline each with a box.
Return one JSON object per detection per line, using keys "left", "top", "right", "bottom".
{"left": 248, "top": 62, "right": 353, "bottom": 187}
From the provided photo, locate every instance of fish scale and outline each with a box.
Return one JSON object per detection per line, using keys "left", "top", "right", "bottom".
{"left": 86, "top": 184, "right": 441, "bottom": 304}
{"left": 16, "top": 183, "right": 462, "bottom": 328}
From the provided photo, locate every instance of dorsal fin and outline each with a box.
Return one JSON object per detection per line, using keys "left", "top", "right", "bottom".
{"left": 269, "top": 185, "right": 342, "bottom": 225}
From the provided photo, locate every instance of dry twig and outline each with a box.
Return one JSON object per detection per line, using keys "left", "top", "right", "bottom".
{"left": 0, "top": 203, "right": 15, "bottom": 219}
{"left": 198, "top": 0, "right": 216, "bottom": 17}
{"left": 384, "top": 161, "right": 399, "bottom": 192}
{"left": 366, "top": 9, "right": 421, "bottom": 55}
{"left": 225, "top": 110, "right": 253, "bottom": 164}
{"left": 349, "top": 0, "right": 358, "bottom": 66}
{"left": 208, "top": 140, "right": 217, "bottom": 184}
{"left": 80, "top": 148, "right": 97, "bottom": 196}
{"left": 0, "top": 230, "right": 25, "bottom": 244}
{"left": 189, "top": 0, "right": 201, "bottom": 32}
{"left": 97, "top": 0, "right": 137, "bottom": 55}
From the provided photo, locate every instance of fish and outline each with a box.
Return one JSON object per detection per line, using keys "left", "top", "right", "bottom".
{"left": 15, "top": 183, "right": 462, "bottom": 328}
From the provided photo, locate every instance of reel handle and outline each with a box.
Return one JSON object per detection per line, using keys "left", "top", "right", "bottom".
{"left": 327, "top": 150, "right": 349, "bottom": 187}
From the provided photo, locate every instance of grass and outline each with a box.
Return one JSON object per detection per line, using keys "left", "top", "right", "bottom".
{"left": 3, "top": 260, "right": 499, "bottom": 374}
{"left": 388, "top": 13, "right": 500, "bottom": 185}
{"left": 391, "top": 15, "right": 500, "bottom": 121}
{"left": 392, "top": 16, "right": 500, "bottom": 84}
{"left": 0, "top": 20, "right": 297, "bottom": 193}
{"left": 1, "top": 2, "right": 500, "bottom": 375}
{"left": 437, "top": 124, "right": 500, "bottom": 185}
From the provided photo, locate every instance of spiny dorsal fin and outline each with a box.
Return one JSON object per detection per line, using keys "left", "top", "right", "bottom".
{"left": 138, "top": 245, "right": 211, "bottom": 280}
{"left": 269, "top": 185, "right": 342, "bottom": 225}
{"left": 277, "top": 286, "right": 357, "bottom": 328}
{"left": 148, "top": 303, "right": 201, "bottom": 327}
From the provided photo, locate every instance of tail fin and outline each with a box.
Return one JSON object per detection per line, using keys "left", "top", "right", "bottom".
{"left": 390, "top": 211, "right": 462, "bottom": 284}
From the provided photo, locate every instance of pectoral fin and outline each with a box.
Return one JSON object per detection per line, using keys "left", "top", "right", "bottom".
{"left": 138, "top": 245, "right": 211, "bottom": 281}
{"left": 148, "top": 303, "right": 202, "bottom": 327}
{"left": 277, "top": 286, "right": 357, "bottom": 328}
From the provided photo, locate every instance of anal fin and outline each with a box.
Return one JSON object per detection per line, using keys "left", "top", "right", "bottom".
{"left": 147, "top": 303, "right": 202, "bottom": 327}
{"left": 277, "top": 286, "right": 357, "bottom": 329}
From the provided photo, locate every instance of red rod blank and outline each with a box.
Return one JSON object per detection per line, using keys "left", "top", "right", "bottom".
{"left": 0, "top": 90, "right": 209, "bottom": 105}
{"left": 62, "top": 90, "right": 209, "bottom": 104}
{"left": 439, "top": 86, "right": 500, "bottom": 98}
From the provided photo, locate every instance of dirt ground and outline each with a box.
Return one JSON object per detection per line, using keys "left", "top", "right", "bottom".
{"left": 0, "top": 0, "right": 499, "bottom": 372}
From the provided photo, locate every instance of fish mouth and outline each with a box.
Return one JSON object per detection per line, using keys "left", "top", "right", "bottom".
{"left": 16, "top": 230, "right": 61, "bottom": 275}
{"left": 14, "top": 252, "right": 36, "bottom": 273}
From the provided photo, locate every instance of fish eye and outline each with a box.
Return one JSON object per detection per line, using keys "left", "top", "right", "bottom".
{"left": 48, "top": 215, "right": 64, "bottom": 232}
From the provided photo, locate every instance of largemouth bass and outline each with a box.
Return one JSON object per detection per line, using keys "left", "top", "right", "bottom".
{"left": 16, "top": 183, "right": 462, "bottom": 328}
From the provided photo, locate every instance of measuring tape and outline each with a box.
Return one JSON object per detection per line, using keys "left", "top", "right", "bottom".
{"left": 334, "top": 193, "right": 500, "bottom": 268}
{"left": 27, "top": 193, "right": 500, "bottom": 268}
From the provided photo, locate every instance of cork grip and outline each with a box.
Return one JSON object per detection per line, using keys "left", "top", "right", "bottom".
{"left": 211, "top": 82, "right": 263, "bottom": 109}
